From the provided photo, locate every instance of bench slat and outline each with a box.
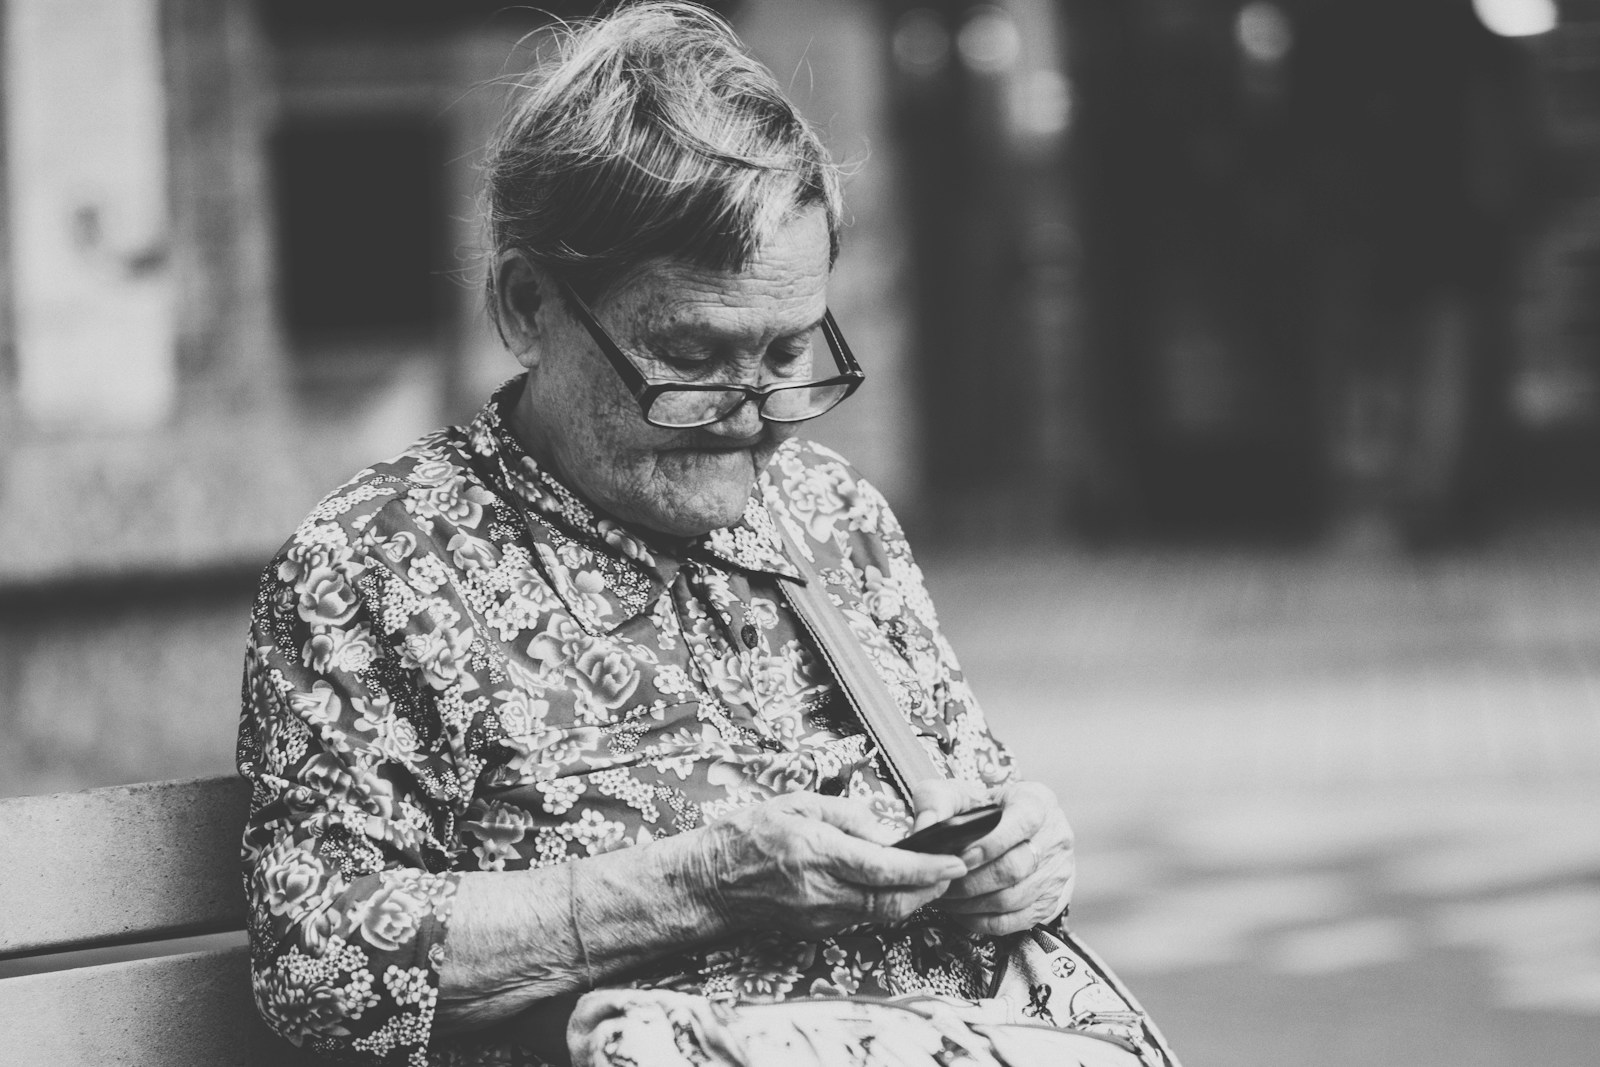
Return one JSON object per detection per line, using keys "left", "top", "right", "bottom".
{"left": 0, "top": 776, "right": 250, "bottom": 958}
{"left": 0, "top": 945, "right": 322, "bottom": 1066}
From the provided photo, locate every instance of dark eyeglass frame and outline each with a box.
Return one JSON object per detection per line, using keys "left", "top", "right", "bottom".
{"left": 555, "top": 277, "right": 865, "bottom": 429}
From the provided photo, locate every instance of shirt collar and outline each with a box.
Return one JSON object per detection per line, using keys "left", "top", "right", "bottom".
{"left": 469, "top": 377, "right": 800, "bottom": 589}
{"left": 699, "top": 498, "right": 801, "bottom": 579}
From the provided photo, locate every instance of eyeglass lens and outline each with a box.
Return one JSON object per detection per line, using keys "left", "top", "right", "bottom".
{"left": 645, "top": 381, "right": 852, "bottom": 428}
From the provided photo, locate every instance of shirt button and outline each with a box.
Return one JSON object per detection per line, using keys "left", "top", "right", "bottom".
{"left": 740, "top": 622, "right": 760, "bottom": 649}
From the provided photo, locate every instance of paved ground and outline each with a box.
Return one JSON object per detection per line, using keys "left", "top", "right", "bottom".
{"left": 1047, "top": 784, "right": 1600, "bottom": 1066}
{"left": 924, "top": 526, "right": 1600, "bottom": 1067}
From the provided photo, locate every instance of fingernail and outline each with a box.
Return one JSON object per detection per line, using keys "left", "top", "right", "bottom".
{"left": 961, "top": 847, "right": 983, "bottom": 868}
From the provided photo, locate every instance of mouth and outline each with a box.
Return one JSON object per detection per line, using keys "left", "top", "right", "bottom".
{"left": 690, "top": 443, "right": 760, "bottom": 454}
{"left": 665, "top": 446, "right": 759, "bottom": 466}
{"left": 657, "top": 441, "right": 767, "bottom": 475}
{"left": 668, "top": 434, "right": 767, "bottom": 454}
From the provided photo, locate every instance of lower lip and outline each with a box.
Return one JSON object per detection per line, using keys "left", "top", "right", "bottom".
{"left": 666, "top": 447, "right": 756, "bottom": 467}
{"left": 671, "top": 440, "right": 761, "bottom": 453}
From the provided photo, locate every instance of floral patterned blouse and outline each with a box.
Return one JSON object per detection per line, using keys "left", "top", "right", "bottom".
{"left": 238, "top": 378, "right": 1017, "bottom": 1065}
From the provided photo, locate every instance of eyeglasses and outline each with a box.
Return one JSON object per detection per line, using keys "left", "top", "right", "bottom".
{"left": 555, "top": 277, "right": 864, "bottom": 430}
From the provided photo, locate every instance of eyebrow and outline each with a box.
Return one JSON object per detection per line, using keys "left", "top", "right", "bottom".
{"left": 650, "top": 311, "right": 829, "bottom": 347}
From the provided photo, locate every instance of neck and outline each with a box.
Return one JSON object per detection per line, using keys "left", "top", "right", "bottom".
{"left": 505, "top": 376, "right": 557, "bottom": 472}
{"left": 500, "top": 376, "right": 702, "bottom": 552}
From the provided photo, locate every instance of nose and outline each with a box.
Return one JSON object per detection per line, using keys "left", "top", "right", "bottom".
{"left": 706, "top": 393, "right": 765, "bottom": 439}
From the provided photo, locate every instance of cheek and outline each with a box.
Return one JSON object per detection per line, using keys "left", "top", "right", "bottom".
{"left": 560, "top": 349, "right": 638, "bottom": 436}
{"left": 567, "top": 401, "right": 663, "bottom": 483}
{"left": 537, "top": 363, "right": 661, "bottom": 485}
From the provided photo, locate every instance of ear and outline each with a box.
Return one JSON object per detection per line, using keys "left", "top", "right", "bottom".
{"left": 493, "top": 250, "right": 551, "bottom": 369}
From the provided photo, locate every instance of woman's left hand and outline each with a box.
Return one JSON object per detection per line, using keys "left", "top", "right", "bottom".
{"left": 909, "top": 779, "right": 1075, "bottom": 936}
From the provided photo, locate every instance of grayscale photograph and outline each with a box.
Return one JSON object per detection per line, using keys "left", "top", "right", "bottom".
{"left": 0, "top": 1, "right": 1596, "bottom": 1065}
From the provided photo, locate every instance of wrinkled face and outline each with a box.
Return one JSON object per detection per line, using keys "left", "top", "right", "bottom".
{"left": 506, "top": 209, "right": 832, "bottom": 539}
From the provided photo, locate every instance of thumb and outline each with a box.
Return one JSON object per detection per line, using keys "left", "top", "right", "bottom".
{"left": 909, "top": 778, "right": 987, "bottom": 832}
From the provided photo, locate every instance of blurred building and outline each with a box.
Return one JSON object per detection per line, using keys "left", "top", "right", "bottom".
{"left": 0, "top": 0, "right": 942, "bottom": 792}
{"left": 1052, "top": 0, "right": 1600, "bottom": 543}
{"left": 0, "top": 1, "right": 1089, "bottom": 593}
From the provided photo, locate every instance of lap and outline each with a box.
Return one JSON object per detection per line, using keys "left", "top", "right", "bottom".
{"left": 572, "top": 989, "right": 1152, "bottom": 1067}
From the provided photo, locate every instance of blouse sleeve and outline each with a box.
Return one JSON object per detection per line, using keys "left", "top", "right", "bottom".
{"left": 238, "top": 509, "right": 468, "bottom": 1065}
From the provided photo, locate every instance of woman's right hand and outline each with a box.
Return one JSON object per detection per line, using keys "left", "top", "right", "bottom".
{"left": 693, "top": 793, "right": 968, "bottom": 938}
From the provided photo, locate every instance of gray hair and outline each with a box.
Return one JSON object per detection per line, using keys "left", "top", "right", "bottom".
{"left": 483, "top": 1, "right": 844, "bottom": 329}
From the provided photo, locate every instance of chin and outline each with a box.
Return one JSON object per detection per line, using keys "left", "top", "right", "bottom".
{"left": 644, "top": 483, "right": 755, "bottom": 538}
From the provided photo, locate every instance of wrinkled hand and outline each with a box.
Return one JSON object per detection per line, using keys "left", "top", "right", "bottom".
{"left": 910, "top": 779, "right": 1075, "bottom": 936}
{"left": 695, "top": 792, "right": 968, "bottom": 938}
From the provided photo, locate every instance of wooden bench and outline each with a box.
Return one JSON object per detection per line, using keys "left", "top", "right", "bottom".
{"left": 0, "top": 776, "right": 321, "bottom": 1065}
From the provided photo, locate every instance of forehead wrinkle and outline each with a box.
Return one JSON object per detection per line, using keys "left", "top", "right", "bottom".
{"left": 605, "top": 210, "right": 831, "bottom": 348}
{"left": 630, "top": 284, "right": 824, "bottom": 352}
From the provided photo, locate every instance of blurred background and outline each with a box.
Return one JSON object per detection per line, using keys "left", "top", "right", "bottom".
{"left": 1, "top": 0, "right": 1598, "bottom": 1063}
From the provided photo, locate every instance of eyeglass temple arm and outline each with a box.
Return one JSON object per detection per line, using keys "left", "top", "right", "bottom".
{"left": 820, "top": 310, "right": 863, "bottom": 378}
{"left": 562, "top": 275, "right": 861, "bottom": 386}
{"left": 555, "top": 277, "right": 652, "bottom": 395}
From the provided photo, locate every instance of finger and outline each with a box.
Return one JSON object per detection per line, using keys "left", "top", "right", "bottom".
{"left": 940, "top": 875, "right": 1047, "bottom": 915}
{"left": 908, "top": 778, "right": 987, "bottom": 832}
{"left": 944, "top": 855, "right": 1074, "bottom": 919}
{"left": 959, "top": 782, "right": 1055, "bottom": 870}
{"left": 1044, "top": 871, "right": 1075, "bottom": 920}
{"left": 801, "top": 795, "right": 900, "bottom": 846}
{"left": 943, "top": 860, "right": 1071, "bottom": 917}
{"left": 860, "top": 880, "right": 952, "bottom": 926}
{"left": 954, "top": 807, "right": 1074, "bottom": 899}
{"left": 948, "top": 908, "right": 1039, "bottom": 937}
{"left": 942, "top": 840, "right": 1038, "bottom": 899}
{"left": 823, "top": 832, "right": 967, "bottom": 888}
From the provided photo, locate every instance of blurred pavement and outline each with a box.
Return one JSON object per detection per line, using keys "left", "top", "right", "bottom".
{"left": 926, "top": 524, "right": 1600, "bottom": 1066}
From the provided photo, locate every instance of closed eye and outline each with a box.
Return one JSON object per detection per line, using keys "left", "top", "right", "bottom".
{"left": 766, "top": 336, "right": 815, "bottom": 374}
{"left": 640, "top": 327, "right": 818, "bottom": 381}
{"left": 640, "top": 346, "right": 716, "bottom": 379}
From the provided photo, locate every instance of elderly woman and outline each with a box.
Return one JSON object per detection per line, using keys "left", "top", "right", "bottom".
{"left": 238, "top": 5, "right": 1174, "bottom": 1066}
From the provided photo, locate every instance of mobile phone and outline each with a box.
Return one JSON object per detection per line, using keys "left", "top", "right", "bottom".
{"left": 893, "top": 802, "right": 1003, "bottom": 855}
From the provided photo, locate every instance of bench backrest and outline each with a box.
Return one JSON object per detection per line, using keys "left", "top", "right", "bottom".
{"left": 0, "top": 776, "right": 321, "bottom": 1065}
